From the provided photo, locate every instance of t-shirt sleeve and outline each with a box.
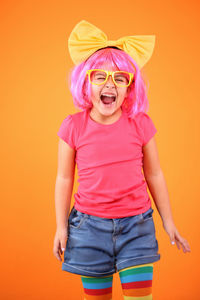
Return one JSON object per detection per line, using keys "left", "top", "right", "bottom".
{"left": 57, "top": 115, "right": 76, "bottom": 149}
{"left": 136, "top": 112, "right": 157, "bottom": 146}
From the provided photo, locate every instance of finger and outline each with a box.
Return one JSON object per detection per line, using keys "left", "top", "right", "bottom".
{"left": 185, "top": 240, "right": 191, "bottom": 252}
{"left": 175, "top": 234, "right": 190, "bottom": 253}
{"left": 58, "top": 241, "right": 64, "bottom": 255}
{"left": 170, "top": 234, "right": 176, "bottom": 247}
{"left": 53, "top": 238, "right": 64, "bottom": 260}
{"left": 174, "top": 238, "right": 181, "bottom": 250}
{"left": 53, "top": 238, "right": 60, "bottom": 254}
{"left": 61, "top": 238, "right": 67, "bottom": 253}
{"left": 55, "top": 249, "right": 62, "bottom": 261}
{"left": 181, "top": 239, "right": 191, "bottom": 253}
{"left": 173, "top": 229, "right": 191, "bottom": 253}
{"left": 53, "top": 245, "right": 62, "bottom": 261}
{"left": 171, "top": 236, "right": 181, "bottom": 249}
{"left": 175, "top": 232, "right": 186, "bottom": 250}
{"left": 171, "top": 231, "right": 183, "bottom": 251}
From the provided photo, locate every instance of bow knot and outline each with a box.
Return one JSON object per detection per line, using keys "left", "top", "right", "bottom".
{"left": 105, "top": 40, "right": 119, "bottom": 47}
{"left": 68, "top": 20, "right": 156, "bottom": 69}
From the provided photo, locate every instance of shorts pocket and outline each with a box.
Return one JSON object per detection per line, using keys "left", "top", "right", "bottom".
{"left": 68, "top": 208, "right": 88, "bottom": 229}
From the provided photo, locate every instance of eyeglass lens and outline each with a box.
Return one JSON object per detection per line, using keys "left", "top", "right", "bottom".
{"left": 90, "top": 70, "right": 130, "bottom": 86}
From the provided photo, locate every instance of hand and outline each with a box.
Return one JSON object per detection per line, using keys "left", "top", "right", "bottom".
{"left": 53, "top": 226, "right": 68, "bottom": 261}
{"left": 163, "top": 220, "right": 191, "bottom": 253}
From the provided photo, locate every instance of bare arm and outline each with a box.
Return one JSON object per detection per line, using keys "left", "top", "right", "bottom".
{"left": 55, "top": 138, "right": 76, "bottom": 229}
{"left": 53, "top": 138, "right": 76, "bottom": 261}
{"left": 142, "top": 137, "right": 174, "bottom": 225}
{"left": 142, "top": 136, "right": 191, "bottom": 253}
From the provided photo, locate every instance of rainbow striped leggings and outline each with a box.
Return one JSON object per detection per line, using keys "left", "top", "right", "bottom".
{"left": 81, "top": 263, "right": 154, "bottom": 300}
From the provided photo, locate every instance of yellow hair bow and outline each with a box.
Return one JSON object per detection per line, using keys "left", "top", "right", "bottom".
{"left": 68, "top": 20, "right": 156, "bottom": 69}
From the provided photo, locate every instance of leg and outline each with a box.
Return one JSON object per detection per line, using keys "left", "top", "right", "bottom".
{"left": 81, "top": 274, "right": 113, "bottom": 300}
{"left": 119, "top": 263, "right": 153, "bottom": 300}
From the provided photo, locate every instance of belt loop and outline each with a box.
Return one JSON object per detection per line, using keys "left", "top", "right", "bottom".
{"left": 71, "top": 206, "right": 76, "bottom": 215}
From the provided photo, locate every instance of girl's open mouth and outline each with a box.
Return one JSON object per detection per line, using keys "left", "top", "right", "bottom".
{"left": 100, "top": 94, "right": 116, "bottom": 107}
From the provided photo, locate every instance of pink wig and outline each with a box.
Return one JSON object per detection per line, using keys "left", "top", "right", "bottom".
{"left": 68, "top": 47, "right": 150, "bottom": 118}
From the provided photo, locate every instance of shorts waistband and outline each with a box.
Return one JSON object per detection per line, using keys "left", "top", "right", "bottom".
{"left": 70, "top": 206, "right": 153, "bottom": 222}
{"left": 71, "top": 206, "right": 114, "bottom": 221}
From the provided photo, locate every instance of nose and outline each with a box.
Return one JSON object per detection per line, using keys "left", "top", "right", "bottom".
{"left": 105, "top": 75, "right": 115, "bottom": 87}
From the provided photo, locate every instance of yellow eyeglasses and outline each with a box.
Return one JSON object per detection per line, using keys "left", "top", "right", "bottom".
{"left": 86, "top": 69, "right": 134, "bottom": 87}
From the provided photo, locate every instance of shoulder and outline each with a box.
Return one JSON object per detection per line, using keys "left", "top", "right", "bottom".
{"left": 133, "top": 111, "right": 156, "bottom": 128}
{"left": 132, "top": 111, "right": 157, "bottom": 146}
{"left": 60, "top": 110, "right": 85, "bottom": 126}
{"left": 134, "top": 111, "right": 153, "bottom": 122}
{"left": 57, "top": 110, "right": 87, "bottom": 148}
{"left": 69, "top": 109, "right": 86, "bottom": 124}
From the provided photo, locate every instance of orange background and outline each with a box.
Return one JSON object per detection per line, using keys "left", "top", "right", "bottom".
{"left": 1, "top": 0, "right": 199, "bottom": 299}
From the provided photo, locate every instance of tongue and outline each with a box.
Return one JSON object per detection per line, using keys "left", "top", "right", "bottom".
{"left": 101, "top": 96, "right": 115, "bottom": 104}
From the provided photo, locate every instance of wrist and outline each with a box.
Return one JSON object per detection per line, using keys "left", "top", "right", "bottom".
{"left": 57, "top": 222, "right": 68, "bottom": 230}
{"left": 162, "top": 217, "right": 175, "bottom": 226}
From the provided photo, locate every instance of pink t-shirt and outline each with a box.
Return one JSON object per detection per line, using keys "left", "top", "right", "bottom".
{"left": 57, "top": 108, "right": 157, "bottom": 218}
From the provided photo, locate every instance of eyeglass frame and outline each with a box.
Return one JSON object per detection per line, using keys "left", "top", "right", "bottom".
{"left": 86, "top": 69, "right": 134, "bottom": 87}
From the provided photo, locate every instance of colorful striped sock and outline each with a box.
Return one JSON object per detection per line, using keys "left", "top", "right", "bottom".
{"left": 81, "top": 274, "right": 113, "bottom": 300}
{"left": 119, "top": 263, "right": 153, "bottom": 300}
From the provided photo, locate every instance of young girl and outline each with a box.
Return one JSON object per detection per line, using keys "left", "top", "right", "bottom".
{"left": 53, "top": 20, "right": 191, "bottom": 300}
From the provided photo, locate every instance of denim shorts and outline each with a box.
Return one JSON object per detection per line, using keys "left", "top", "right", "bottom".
{"left": 62, "top": 206, "right": 161, "bottom": 277}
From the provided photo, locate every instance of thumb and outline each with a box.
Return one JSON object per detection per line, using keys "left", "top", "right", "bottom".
{"left": 61, "top": 239, "right": 67, "bottom": 252}
{"left": 170, "top": 235, "right": 175, "bottom": 245}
